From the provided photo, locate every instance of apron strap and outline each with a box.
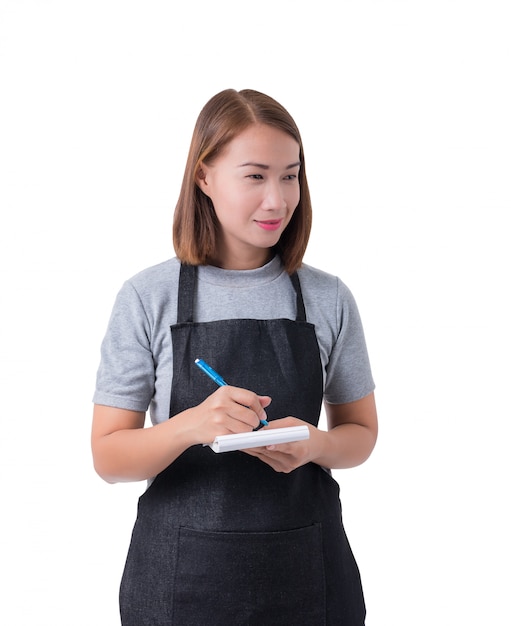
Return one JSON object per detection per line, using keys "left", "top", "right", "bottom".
{"left": 177, "top": 263, "right": 307, "bottom": 323}
{"left": 290, "top": 272, "right": 307, "bottom": 322}
{"left": 177, "top": 263, "right": 197, "bottom": 323}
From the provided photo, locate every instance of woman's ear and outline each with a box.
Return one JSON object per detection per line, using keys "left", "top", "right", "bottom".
{"left": 196, "top": 164, "right": 209, "bottom": 194}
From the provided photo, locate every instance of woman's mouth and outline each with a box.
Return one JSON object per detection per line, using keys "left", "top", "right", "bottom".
{"left": 255, "top": 219, "right": 283, "bottom": 231}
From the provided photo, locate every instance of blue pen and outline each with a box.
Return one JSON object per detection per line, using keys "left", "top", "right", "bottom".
{"left": 194, "top": 358, "right": 269, "bottom": 427}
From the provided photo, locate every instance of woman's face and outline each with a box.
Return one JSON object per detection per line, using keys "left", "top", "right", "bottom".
{"left": 197, "top": 123, "right": 301, "bottom": 270}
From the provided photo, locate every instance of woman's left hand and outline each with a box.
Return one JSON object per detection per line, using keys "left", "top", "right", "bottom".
{"left": 243, "top": 416, "right": 320, "bottom": 473}
{"left": 243, "top": 392, "right": 378, "bottom": 472}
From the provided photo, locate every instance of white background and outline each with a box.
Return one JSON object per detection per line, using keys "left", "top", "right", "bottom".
{"left": 1, "top": 1, "right": 510, "bottom": 624}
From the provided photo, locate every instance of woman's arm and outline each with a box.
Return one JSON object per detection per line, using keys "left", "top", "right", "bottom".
{"left": 91, "top": 405, "right": 193, "bottom": 484}
{"left": 91, "top": 387, "right": 272, "bottom": 483}
{"left": 318, "top": 392, "right": 378, "bottom": 468}
{"left": 243, "top": 392, "right": 378, "bottom": 472}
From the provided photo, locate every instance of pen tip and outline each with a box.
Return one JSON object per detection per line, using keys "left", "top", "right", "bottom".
{"left": 194, "top": 358, "right": 200, "bottom": 363}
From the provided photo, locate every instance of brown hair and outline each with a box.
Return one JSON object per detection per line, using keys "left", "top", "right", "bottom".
{"left": 172, "top": 89, "right": 312, "bottom": 273}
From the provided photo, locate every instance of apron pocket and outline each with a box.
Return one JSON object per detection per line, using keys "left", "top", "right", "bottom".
{"left": 172, "top": 523, "right": 326, "bottom": 626}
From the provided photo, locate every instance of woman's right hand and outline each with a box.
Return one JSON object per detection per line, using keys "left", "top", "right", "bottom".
{"left": 184, "top": 385, "right": 272, "bottom": 445}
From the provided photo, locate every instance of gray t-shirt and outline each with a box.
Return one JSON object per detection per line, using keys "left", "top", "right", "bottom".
{"left": 93, "top": 256, "right": 375, "bottom": 425}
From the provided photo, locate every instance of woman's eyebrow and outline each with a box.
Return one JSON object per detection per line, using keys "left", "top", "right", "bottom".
{"left": 238, "top": 161, "right": 301, "bottom": 170}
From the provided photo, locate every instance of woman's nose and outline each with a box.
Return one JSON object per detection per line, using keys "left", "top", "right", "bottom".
{"left": 261, "top": 180, "right": 287, "bottom": 211}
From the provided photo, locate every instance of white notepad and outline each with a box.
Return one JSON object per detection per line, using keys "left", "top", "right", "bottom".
{"left": 206, "top": 425, "right": 310, "bottom": 453}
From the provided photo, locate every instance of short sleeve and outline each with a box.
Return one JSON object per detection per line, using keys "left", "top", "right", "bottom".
{"left": 323, "top": 280, "right": 375, "bottom": 404}
{"left": 93, "top": 280, "right": 155, "bottom": 412}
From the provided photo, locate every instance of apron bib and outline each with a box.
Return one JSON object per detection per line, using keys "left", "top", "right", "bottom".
{"left": 120, "top": 263, "right": 366, "bottom": 625}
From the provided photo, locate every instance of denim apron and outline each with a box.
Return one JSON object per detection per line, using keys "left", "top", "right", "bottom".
{"left": 119, "top": 263, "right": 366, "bottom": 625}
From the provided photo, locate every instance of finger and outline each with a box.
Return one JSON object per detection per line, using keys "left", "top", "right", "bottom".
{"left": 228, "top": 388, "right": 271, "bottom": 424}
{"left": 230, "top": 404, "right": 264, "bottom": 428}
{"left": 243, "top": 449, "right": 291, "bottom": 473}
{"left": 258, "top": 395, "right": 272, "bottom": 409}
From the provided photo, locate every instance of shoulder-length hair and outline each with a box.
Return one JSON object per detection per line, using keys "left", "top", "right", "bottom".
{"left": 172, "top": 89, "right": 312, "bottom": 274}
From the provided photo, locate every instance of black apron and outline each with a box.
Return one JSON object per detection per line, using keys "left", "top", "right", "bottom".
{"left": 119, "top": 263, "right": 366, "bottom": 625}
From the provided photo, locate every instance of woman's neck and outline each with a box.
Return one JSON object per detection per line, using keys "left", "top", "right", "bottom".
{"left": 209, "top": 248, "right": 274, "bottom": 270}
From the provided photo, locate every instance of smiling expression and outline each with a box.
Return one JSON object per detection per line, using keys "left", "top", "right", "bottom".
{"left": 196, "top": 123, "right": 301, "bottom": 269}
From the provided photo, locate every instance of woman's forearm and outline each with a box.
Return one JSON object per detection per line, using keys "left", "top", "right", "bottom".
{"left": 316, "top": 394, "right": 378, "bottom": 469}
{"left": 92, "top": 407, "right": 197, "bottom": 483}
{"left": 313, "top": 422, "right": 377, "bottom": 470}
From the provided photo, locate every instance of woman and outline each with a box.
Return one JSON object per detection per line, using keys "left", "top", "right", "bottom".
{"left": 92, "top": 88, "right": 378, "bottom": 625}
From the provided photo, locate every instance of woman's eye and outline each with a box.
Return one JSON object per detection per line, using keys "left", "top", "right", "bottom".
{"left": 248, "top": 174, "right": 264, "bottom": 180}
{"left": 284, "top": 174, "right": 297, "bottom": 181}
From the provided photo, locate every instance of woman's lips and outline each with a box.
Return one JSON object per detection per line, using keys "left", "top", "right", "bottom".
{"left": 255, "top": 219, "right": 283, "bottom": 231}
